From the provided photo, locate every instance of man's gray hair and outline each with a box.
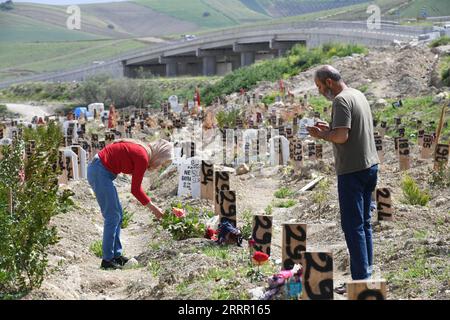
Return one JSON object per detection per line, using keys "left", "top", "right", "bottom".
{"left": 314, "top": 65, "right": 342, "bottom": 84}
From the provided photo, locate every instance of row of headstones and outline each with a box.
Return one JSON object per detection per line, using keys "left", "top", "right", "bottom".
{"left": 374, "top": 129, "right": 450, "bottom": 171}
{"left": 174, "top": 127, "right": 324, "bottom": 169}
{"left": 199, "top": 161, "right": 387, "bottom": 300}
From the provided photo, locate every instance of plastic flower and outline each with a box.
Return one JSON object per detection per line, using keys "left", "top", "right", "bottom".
{"left": 252, "top": 251, "right": 269, "bottom": 266}
{"left": 204, "top": 227, "right": 218, "bottom": 241}
{"left": 172, "top": 207, "right": 186, "bottom": 218}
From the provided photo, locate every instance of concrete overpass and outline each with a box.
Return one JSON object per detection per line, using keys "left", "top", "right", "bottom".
{"left": 121, "top": 20, "right": 427, "bottom": 78}
{"left": 0, "top": 21, "right": 430, "bottom": 88}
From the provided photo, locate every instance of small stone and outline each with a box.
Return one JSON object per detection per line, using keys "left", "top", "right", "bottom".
{"left": 123, "top": 258, "right": 139, "bottom": 269}
{"left": 236, "top": 164, "right": 250, "bottom": 175}
{"left": 248, "top": 287, "right": 265, "bottom": 300}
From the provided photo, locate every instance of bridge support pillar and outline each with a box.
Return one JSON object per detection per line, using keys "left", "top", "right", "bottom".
{"left": 240, "top": 52, "right": 255, "bottom": 67}
{"left": 166, "top": 62, "right": 178, "bottom": 77}
{"left": 202, "top": 56, "right": 217, "bottom": 76}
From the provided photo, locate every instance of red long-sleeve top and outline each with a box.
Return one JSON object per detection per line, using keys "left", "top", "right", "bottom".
{"left": 98, "top": 142, "right": 151, "bottom": 206}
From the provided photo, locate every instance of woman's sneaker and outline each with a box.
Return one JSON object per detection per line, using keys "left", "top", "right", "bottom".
{"left": 113, "top": 256, "right": 129, "bottom": 266}
{"left": 101, "top": 259, "right": 123, "bottom": 270}
{"left": 334, "top": 283, "right": 347, "bottom": 295}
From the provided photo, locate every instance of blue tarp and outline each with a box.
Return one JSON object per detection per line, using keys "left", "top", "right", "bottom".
{"left": 74, "top": 107, "right": 91, "bottom": 118}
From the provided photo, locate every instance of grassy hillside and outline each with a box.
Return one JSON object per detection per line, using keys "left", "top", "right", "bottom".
{"left": 0, "top": 40, "right": 150, "bottom": 81}
{"left": 399, "top": 0, "right": 450, "bottom": 18}
{"left": 0, "top": 11, "right": 101, "bottom": 42}
{"left": 134, "top": 0, "right": 268, "bottom": 29}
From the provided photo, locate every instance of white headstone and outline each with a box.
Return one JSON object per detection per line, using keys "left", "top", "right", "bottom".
{"left": 269, "top": 136, "right": 290, "bottom": 166}
{"left": 169, "top": 95, "right": 181, "bottom": 113}
{"left": 64, "top": 149, "right": 80, "bottom": 180}
{"left": 177, "top": 156, "right": 201, "bottom": 199}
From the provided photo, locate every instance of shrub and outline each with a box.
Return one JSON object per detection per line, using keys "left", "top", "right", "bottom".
{"left": 0, "top": 122, "right": 65, "bottom": 297}
{"left": 401, "top": 174, "right": 431, "bottom": 206}
{"left": 215, "top": 108, "right": 242, "bottom": 129}
{"left": 121, "top": 207, "right": 134, "bottom": 229}
{"left": 240, "top": 209, "right": 253, "bottom": 240}
{"left": 201, "top": 43, "right": 367, "bottom": 105}
{"left": 89, "top": 240, "right": 103, "bottom": 258}
{"left": 274, "top": 187, "right": 295, "bottom": 199}
{"left": 161, "top": 201, "right": 214, "bottom": 240}
{"left": 430, "top": 36, "right": 450, "bottom": 48}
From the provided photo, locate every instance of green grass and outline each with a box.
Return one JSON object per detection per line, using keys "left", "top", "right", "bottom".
{"left": 373, "top": 95, "right": 450, "bottom": 143}
{"left": 0, "top": 39, "right": 149, "bottom": 81}
{"left": 273, "top": 199, "right": 297, "bottom": 208}
{"left": 401, "top": 174, "right": 431, "bottom": 206}
{"left": 0, "top": 11, "right": 100, "bottom": 43}
{"left": 147, "top": 261, "right": 161, "bottom": 277}
{"left": 274, "top": 187, "right": 295, "bottom": 199}
{"left": 201, "top": 245, "right": 230, "bottom": 260}
{"left": 430, "top": 36, "right": 450, "bottom": 48}
{"left": 135, "top": 0, "right": 266, "bottom": 29}
{"left": 89, "top": 240, "right": 103, "bottom": 258}
{"left": 121, "top": 208, "right": 134, "bottom": 229}
{"left": 399, "top": 0, "right": 450, "bottom": 18}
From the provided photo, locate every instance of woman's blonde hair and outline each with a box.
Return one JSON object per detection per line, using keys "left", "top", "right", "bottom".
{"left": 113, "top": 138, "right": 173, "bottom": 169}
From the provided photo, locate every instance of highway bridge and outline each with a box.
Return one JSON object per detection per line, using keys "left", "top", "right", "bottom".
{"left": 0, "top": 20, "right": 430, "bottom": 88}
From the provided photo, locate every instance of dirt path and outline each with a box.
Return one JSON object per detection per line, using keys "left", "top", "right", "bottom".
{"left": 5, "top": 103, "right": 50, "bottom": 121}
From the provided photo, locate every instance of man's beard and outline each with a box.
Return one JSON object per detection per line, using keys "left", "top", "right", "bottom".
{"left": 324, "top": 87, "right": 335, "bottom": 101}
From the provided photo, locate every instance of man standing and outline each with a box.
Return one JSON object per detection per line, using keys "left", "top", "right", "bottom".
{"left": 307, "top": 65, "right": 379, "bottom": 294}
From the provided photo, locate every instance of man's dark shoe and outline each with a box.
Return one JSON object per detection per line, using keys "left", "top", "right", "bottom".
{"left": 113, "top": 256, "right": 129, "bottom": 266}
{"left": 101, "top": 259, "right": 122, "bottom": 270}
{"left": 334, "top": 283, "right": 347, "bottom": 295}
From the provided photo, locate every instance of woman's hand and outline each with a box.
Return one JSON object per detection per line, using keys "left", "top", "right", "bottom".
{"left": 147, "top": 201, "right": 164, "bottom": 220}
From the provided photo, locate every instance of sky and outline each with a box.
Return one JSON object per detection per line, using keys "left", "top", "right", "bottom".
{"left": 11, "top": 0, "right": 129, "bottom": 4}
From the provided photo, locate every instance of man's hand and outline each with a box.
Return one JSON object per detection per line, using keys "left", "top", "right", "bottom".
{"left": 315, "top": 120, "right": 330, "bottom": 131}
{"left": 307, "top": 125, "right": 326, "bottom": 140}
{"left": 147, "top": 201, "right": 164, "bottom": 220}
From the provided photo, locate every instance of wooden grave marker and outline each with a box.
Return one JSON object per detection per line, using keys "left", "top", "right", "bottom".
{"left": 200, "top": 160, "right": 214, "bottom": 200}
{"left": 281, "top": 223, "right": 307, "bottom": 270}
{"left": 214, "top": 171, "right": 231, "bottom": 216}
{"left": 374, "top": 133, "right": 383, "bottom": 163}
{"left": 347, "top": 280, "right": 387, "bottom": 300}
{"left": 434, "top": 143, "right": 449, "bottom": 170}
{"left": 398, "top": 138, "right": 410, "bottom": 171}
{"left": 251, "top": 215, "right": 273, "bottom": 256}
{"left": 376, "top": 188, "right": 393, "bottom": 221}
{"left": 218, "top": 190, "right": 237, "bottom": 227}
{"left": 421, "top": 134, "right": 433, "bottom": 159}
{"left": 301, "top": 252, "right": 334, "bottom": 300}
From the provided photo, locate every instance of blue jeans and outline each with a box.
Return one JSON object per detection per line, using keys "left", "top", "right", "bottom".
{"left": 337, "top": 165, "right": 378, "bottom": 280}
{"left": 87, "top": 157, "right": 123, "bottom": 261}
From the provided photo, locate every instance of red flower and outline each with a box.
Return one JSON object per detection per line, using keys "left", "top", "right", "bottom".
{"left": 248, "top": 239, "right": 256, "bottom": 248}
{"left": 204, "top": 227, "right": 218, "bottom": 241}
{"left": 172, "top": 207, "right": 186, "bottom": 218}
{"left": 252, "top": 251, "right": 269, "bottom": 266}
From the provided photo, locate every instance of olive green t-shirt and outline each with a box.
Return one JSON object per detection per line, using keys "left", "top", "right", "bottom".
{"left": 331, "top": 88, "right": 379, "bottom": 175}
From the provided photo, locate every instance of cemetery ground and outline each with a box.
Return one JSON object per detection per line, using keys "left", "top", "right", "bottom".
{"left": 1, "top": 41, "right": 450, "bottom": 300}
{"left": 21, "top": 135, "right": 449, "bottom": 300}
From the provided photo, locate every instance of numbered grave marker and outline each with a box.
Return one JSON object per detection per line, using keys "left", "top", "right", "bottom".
{"left": 301, "top": 252, "right": 334, "bottom": 300}
{"left": 282, "top": 224, "right": 307, "bottom": 271}
{"left": 434, "top": 143, "right": 449, "bottom": 170}
{"left": 376, "top": 188, "right": 393, "bottom": 221}
{"left": 421, "top": 134, "right": 433, "bottom": 159}
{"left": 219, "top": 190, "right": 236, "bottom": 227}
{"left": 398, "top": 138, "right": 410, "bottom": 171}
{"left": 214, "top": 171, "right": 231, "bottom": 215}
{"left": 251, "top": 215, "right": 273, "bottom": 256}
{"left": 347, "top": 280, "right": 387, "bottom": 300}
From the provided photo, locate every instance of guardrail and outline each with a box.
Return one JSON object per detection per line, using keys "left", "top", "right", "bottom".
{"left": 0, "top": 20, "right": 427, "bottom": 89}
